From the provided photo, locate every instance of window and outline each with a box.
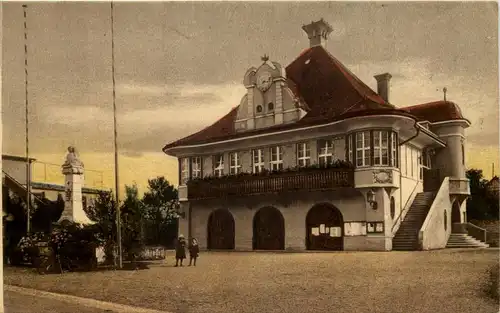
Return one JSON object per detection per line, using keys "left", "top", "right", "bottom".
{"left": 268, "top": 102, "right": 274, "bottom": 111}
{"left": 417, "top": 150, "right": 422, "bottom": 180}
{"left": 297, "top": 142, "right": 311, "bottom": 167}
{"left": 410, "top": 147, "right": 415, "bottom": 178}
{"left": 347, "top": 136, "right": 353, "bottom": 163}
{"left": 229, "top": 152, "right": 241, "bottom": 175}
{"left": 256, "top": 105, "right": 263, "bottom": 113}
{"left": 356, "top": 132, "right": 371, "bottom": 167}
{"left": 367, "top": 222, "right": 384, "bottom": 233}
{"left": 405, "top": 146, "right": 411, "bottom": 176}
{"left": 318, "top": 139, "right": 334, "bottom": 166}
{"left": 348, "top": 130, "right": 397, "bottom": 167}
{"left": 461, "top": 143, "right": 465, "bottom": 165}
{"left": 180, "top": 158, "right": 190, "bottom": 185}
{"left": 373, "top": 131, "right": 389, "bottom": 166}
{"left": 390, "top": 132, "right": 398, "bottom": 167}
{"left": 270, "top": 146, "right": 283, "bottom": 171}
{"left": 191, "top": 157, "right": 202, "bottom": 179}
{"left": 213, "top": 154, "right": 224, "bottom": 177}
{"left": 252, "top": 149, "right": 265, "bottom": 173}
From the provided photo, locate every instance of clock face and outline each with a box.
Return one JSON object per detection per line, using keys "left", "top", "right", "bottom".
{"left": 256, "top": 72, "right": 272, "bottom": 92}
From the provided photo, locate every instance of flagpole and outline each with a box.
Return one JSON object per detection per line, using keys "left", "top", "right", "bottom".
{"left": 110, "top": 1, "right": 123, "bottom": 269}
{"left": 22, "top": 4, "right": 32, "bottom": 235}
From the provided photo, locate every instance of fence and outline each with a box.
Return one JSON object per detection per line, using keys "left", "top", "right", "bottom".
{"left": 32, "top": 161, "right": 105, "bottom": 189}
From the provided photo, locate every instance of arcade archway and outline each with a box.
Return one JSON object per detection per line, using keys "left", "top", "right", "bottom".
{"left": 306, "top": 203, "right": 344, "bottom": 250}
{"left": 207, "top": 209, "right": 235, "bottom": 250}
{"left": 253, "top": 206, "right": 285, "bottom": 250}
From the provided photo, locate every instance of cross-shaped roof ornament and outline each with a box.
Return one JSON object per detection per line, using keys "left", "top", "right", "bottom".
{"left": 261, "top": 54, "right": 269, "bottom": 62}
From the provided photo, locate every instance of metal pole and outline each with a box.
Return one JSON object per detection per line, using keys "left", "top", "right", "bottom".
{"left": 0, "top": 3, "right": 5, "bottom": 310}
{"left": 110, "top": 1, "right": 123, "bottom": 269}
{"left": 22, "top": 4, "right": 31, "bottom": 235}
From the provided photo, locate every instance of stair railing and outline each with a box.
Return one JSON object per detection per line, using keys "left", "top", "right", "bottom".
{"left": 419, "top": 177, "right": 450, "bottom": 250}
{"left": 392, "top": 181, "right": 421, "bottom": 234}
{"left": 466, "top": 222, "right": 487, "bottom": 243}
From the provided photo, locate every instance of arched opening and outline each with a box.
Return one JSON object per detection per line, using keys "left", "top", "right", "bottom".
{"left": 306, "top": 203, "right": 344, "bottom": 251}
{"left": 207, "top": 209, "right": 235, "bottom": 250}
{"left": 252, "top": 207, "right": 285, "bottom": 250}
{"left": 451, "top": 200, "right": 461, "bottom": 224}
{"left": 390, "top": 197, "right": 396, "bottom": 219}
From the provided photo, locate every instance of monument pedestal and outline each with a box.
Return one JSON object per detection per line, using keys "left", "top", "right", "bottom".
{"left": 58, "top": 147, "right": 92, "bottom": 224}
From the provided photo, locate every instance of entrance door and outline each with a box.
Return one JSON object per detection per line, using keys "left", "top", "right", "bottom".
{"left": 207, "top": 209, "right": 235, "bottom": 250}
{"left": 253, "top": 207, "right": 285, "bottom": 250}
{"left": 423, "top": 168, "right": 441, "bottom": 192}
{"left": 306, "top": 204, "right": 344, "bottom": 250}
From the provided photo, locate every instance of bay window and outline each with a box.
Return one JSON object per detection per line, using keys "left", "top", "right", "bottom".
{"left": 229, "top": 152, "right": 241, "bottom": 175}
{"left": 213, "top": 154, "right": 224, "bottom": 177}
{"left": 252, "top": 149, "right": 265, "bottom": 173}
{"left": 373, "top": 131, "right": 389, "bottom": 166}
{"left": 391, "top": 132, "right": 398, "bottom": 167}
{"left": 355, "top": 131, "right": 371, "bottom": 167}
{"left": 297, "top": 142, "right": 311, "bottom": 167}
{"left": 191, "top": 157, "right": 202, "bottom": 179}
{"left": 270, "top": 146, "right": 283, "bottom": 171}
{"left": 347, "top": 130, "right": 398, "bottom": 168}
{"left": 318, "top": 139, "right": 334, "bottom": 166}
{"left": 180, "top": 158, "right": 190, "bottom": 185}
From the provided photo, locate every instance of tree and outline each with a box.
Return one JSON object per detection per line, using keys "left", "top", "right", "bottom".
{"left": 466, "top": 169, "right": 499, "bottom": 220}
{"left": 142, "top": 176, "right": 180, "bottom": 247}
{"left": 83, "top": 191, "right": 117, "bottom": 264}
{"left": 121, "top": 184, "right": 145, "bottom": 261}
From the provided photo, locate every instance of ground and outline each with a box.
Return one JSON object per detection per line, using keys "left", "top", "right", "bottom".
{"left": 4, "top": 249, "right": 499, "bottom": 313}
{"left": 5, "top": 290, "right": 111, "bottom": 313}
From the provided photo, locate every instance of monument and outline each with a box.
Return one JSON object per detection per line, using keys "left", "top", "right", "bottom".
{"left": 59, "top": 146, "right": 92, "bottom": 224}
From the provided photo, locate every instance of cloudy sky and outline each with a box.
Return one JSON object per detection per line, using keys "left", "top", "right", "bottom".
{"left": 2, "top": 1, "right": 498, "bottom": 195}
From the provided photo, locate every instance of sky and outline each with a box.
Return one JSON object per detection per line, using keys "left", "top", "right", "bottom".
{"left": 2, "top": 1, "right": 499, "bottom": 196}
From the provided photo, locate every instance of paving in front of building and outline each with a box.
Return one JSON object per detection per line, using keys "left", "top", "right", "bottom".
{"left": 4, "top": 249, "right": 498, "bottom": 313}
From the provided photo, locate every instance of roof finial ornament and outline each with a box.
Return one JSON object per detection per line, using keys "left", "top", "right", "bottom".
{"left": 443, "top": 87, "right": 447, "bottom": 102}
{"left": 261, "top": 54, "right": 269, "bottom": 62}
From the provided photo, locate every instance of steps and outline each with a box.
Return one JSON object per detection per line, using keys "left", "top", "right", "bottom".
{"left": 446, "top": 233, "right": 490, "bottom": 248}
{"left": 392, "top": 192, "right": 436, "bottom": 251}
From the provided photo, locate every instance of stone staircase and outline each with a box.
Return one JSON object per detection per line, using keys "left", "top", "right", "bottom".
{"left": 392, "top": 192, "right": 436, "bottom": 251}
{"left": 446, "top": 233, "right": 489, "bottom": 248}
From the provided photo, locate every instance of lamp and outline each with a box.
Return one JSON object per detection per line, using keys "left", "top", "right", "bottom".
{"left": 366, "top": 189, "right": 378, "bottom": 210}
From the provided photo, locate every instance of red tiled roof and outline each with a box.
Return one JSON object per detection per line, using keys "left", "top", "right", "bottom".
{"left": 400, "top": 100, "right": 465, "bottom": 123}
{"left": 163, "top": 46, "right": 465, "bottom": 151}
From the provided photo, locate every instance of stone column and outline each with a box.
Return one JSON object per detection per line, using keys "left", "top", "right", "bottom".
{"left": 59, "top": 146, "right": 91, "bottom": 224}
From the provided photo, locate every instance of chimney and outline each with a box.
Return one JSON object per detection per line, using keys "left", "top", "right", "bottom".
{"left": 302, "top": 19, "right": 333, "bottom": 48}
{"left": 374, "top": 73, "right": 392, "bottom": 103}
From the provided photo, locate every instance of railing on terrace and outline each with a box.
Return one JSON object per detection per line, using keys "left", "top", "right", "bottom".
{"left": 187, "top": 168, "right": 354, "bottom": 200}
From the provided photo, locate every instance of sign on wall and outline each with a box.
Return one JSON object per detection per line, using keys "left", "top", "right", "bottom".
{"left": 344, "top": 222, "right": 367, "bottom": 236}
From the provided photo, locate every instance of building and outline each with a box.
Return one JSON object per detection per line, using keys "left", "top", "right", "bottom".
{"left": 2, "top": 154, "right": 103, "bottom": 217}
{"left": 163, "top": 19, "right": 476, "bottom": 251}
{"left": 486, "top": 177, "right": 499, "bottom": 197}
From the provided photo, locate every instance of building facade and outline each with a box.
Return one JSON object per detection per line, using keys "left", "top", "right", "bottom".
{"left": 163, "top": 19, "right": 473, "bottom": 251}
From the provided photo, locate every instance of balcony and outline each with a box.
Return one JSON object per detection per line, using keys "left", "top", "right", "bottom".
{"left": 186, "top": 167, "right": 355, "bottom": 200}
{"left": 448, "top": 177, "right": 471, "bottom": 196}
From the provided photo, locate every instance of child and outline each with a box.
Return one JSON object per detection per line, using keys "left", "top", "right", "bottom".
{"left": 175, "top": 235, "right": 186, "bottom": 267}
{"left": 188, "top": 238, "right": 199, "bottom": 266}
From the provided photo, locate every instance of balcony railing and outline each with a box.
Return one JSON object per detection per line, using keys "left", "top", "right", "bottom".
{"left": 187, "top": 168, "right": 354, "bottom": 200}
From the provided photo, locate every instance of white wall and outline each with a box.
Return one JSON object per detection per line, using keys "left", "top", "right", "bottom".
{"left": 398, "top": 144, "right": 423, "bottom": 217}
{"left": 3, "top": 159, "right": 31, "bottom": 185}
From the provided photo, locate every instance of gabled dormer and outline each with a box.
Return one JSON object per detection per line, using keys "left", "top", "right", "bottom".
{"left": 234, "top": 55, "right": 307, "bottom": 132}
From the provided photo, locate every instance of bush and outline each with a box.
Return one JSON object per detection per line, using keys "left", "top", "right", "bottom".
{"left": 14, "top": 222, "right": 100, "bottom": 272}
